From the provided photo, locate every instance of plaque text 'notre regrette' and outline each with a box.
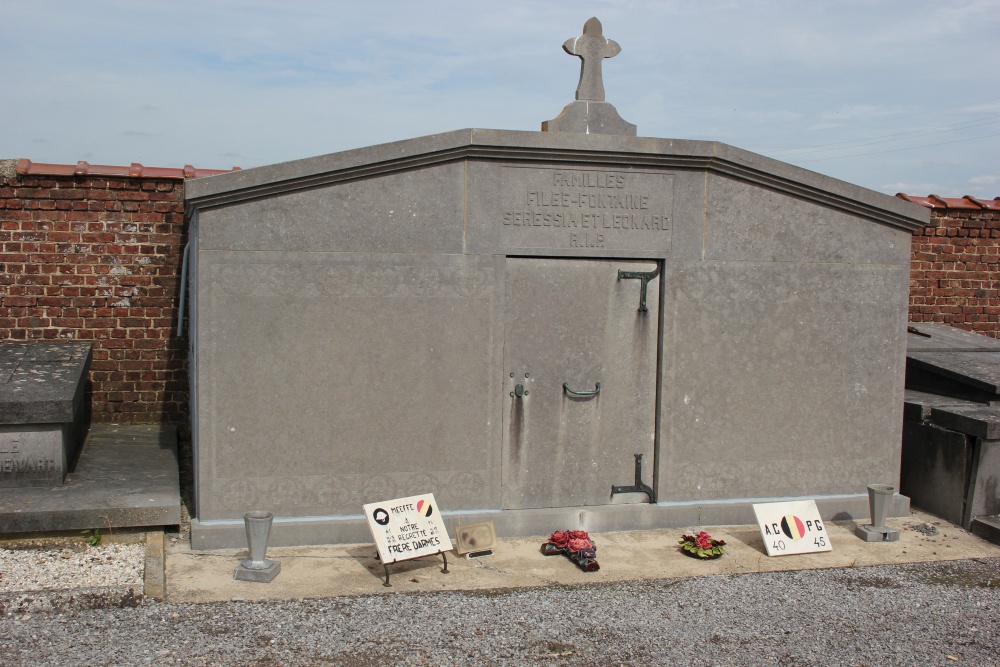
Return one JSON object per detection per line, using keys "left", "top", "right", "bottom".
{"left": 500, "top": 167, "right": 673, "bottom": 252}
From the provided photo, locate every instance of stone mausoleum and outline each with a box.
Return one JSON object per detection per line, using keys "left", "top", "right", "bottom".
{"left": 184, "top": 19, "right": 929, "bottom": 548}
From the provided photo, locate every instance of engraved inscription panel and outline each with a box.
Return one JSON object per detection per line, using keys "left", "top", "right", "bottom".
{"left": 0, "top": 429, "right": 63, "bottom": 488}
{"left": 500, "top": 167, "right": 673, "bottom": 252}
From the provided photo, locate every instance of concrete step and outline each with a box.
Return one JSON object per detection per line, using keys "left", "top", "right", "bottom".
{"left": 970, "top": 515, "right": 1000, "bottom": 546}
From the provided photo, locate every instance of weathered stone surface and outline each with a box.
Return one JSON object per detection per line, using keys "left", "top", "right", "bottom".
{"left": 658, "top": 260, "right": 909, "bottom": 501}
{"left": 704, "top": 174, "right": 911, "bottom": 265}
{"left": 0, "top": 342, "right": 91, "bottom": 488}
{"left": 198, "top": 162, "right": 465, "bottom": 254}
{"left": 0, "top": 342, "right": 91, "bottom": 424}
{"left": 909, "top": 351, "right": 1000, "bottom": 396}
{"left": 0, "top": 426, "right": 69, "bottom": 487}
{"left": 542, "top": 101, "right": 636, "bottom": 136}
{"left": 903, "top": 389, "right": 975, "bottom": 421}
{"left": 929, "top": 404, "right": 1000, "bottom": 440}
{"left": 907, "top": 322, "right": 1000, "bottom": 352}
{"left": 194, "top": 253, "right": 502, "bottom": 521}
{"left": 900, "top": 421, "right": 971, "bottom": 526}
{"left": 901, "top": 324, "right": 1000, "bottom": 528}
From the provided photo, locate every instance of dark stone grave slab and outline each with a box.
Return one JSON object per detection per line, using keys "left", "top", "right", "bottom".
{"left": 0, "top": 424, "right": 182, "bottom": 533}
{"left": 0, "top": 342, "right": 91, "bottom": 487}
{"left": 900, "top": 421, "right": 974, "bottom": 526}
{"left": 930, "top": 404, "right": 1000, "bottom": 441}
{"left": 907, "top": 323, "right": 1000, "bottom": 352}
{"left": 902, "top": 324, "right": 1000, "bottom": 531}
{"left": 908, "top": 351, "right": 1000, "bottom": 396}
{"left": 902, "top": 389, "right": 974, "bottom": 422}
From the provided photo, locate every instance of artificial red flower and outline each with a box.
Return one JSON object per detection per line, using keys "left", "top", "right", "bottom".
{"left": 568, "top": 530, "right": 590, "bottom": 540}
{"left": 567, "top": 538, "right": 592, "bottom": 553}
{"left": 549, "top": 531, "right": 570, "bottom": 548}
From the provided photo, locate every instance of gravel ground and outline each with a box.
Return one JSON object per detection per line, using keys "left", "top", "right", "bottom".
{"left": 0, "top": 557, "right": 997, "bottom": 666}
{"left": 0, "top": 541, "right": 144, "bottom": 593}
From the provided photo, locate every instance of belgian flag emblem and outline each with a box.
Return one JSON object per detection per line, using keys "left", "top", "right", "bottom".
{"left": 416, "top": 499, "right": 434, "bottom": 518}
{"left": 780, "top": 514, "right": 806, "bottom": 540}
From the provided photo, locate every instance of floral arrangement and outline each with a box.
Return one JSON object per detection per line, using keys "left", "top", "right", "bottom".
{"left": 541, "top": 530, "right": 600, "bottom": 571}
{"left": 678, "top": 531, "right": 726, "bottom": 559}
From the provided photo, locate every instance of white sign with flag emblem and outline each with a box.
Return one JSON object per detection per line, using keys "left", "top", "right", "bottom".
{"left": 364, "top": 493, "right": 453, "bottom": 563}
{"left": 753, "top": 500, "right": 833, "bottom": 556}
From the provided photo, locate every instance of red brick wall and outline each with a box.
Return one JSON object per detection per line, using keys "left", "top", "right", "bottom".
{"left": 909, "top": 205, "right": 1000, "bottom": 337}
{"left": 0, "top": 161, "right": 188, "bottom": 424}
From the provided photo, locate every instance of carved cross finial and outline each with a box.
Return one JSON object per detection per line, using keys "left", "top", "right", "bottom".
{"left": 562, "top": 17, "right": 621, "bottom": 102}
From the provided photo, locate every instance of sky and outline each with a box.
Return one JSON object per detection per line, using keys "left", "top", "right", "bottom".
{"left": 2, "top": 0, "right": 999, "bottom": 198}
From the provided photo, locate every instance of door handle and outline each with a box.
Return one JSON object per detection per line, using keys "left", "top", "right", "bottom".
{"left": 563, "top": 382, "right": 600, "bottom": 397}
{"left": 617, "top": 265, "right": 660, "bottom": 312}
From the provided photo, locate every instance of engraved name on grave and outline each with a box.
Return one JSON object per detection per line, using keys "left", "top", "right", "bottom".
{"left": 500, "top": 167, "right": 673, "bottom": 252}
{"left": 0, "top": 433, "right": 59, "bottom": 482}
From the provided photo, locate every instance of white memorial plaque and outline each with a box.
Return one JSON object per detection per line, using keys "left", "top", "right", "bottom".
{"left": 753, "top": 500, "right": 833, "bottom": 556}
{"left": 363, "top": 493, "right": 453, "bottom": 564}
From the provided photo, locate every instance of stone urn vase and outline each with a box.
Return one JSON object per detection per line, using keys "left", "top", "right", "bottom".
{"left": 867, "top": 484, "right": 895, "bottom": 529}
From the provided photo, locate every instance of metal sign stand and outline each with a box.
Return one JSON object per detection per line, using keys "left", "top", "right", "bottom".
{"left": 376, "top": 550, "right": 450, "bottom": 587}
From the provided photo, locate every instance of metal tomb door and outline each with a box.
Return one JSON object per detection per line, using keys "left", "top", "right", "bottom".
{"left": 501, "top": 258, "right": 659, "bottom": 510}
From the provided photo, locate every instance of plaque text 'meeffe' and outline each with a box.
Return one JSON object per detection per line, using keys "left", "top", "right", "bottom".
{"left": 500, "top": 167, "right": 673, "bottom": 252}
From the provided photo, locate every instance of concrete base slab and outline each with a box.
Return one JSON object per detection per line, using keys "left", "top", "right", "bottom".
{"left": 166, "top": 509, "right": 1000, "bottom": 604}
{"left": 234, "top": 560, "right": 281, "bottom": 583}
{"left": 855, "top": 524, "right": 900, "bottom": 542}
{"left": 0, "top": 424, "right": 182, "bottom": 533}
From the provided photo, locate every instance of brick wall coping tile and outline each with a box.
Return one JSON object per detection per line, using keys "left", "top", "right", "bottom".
{"left": 898, "top": 193, "right": 1000, "bottom": 210}
{"left": 15, "top": 158, "right": 239, "bottom": 180}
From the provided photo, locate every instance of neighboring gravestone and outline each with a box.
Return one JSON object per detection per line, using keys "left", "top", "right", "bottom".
{"left": 0, "top": 342, "right": 91, "bottom": 487}
{"left": 183, "top": 18, "right": 928, "bottom": 549}
{"left": 901, "top": 324, "right": 1000, "bottom": 537}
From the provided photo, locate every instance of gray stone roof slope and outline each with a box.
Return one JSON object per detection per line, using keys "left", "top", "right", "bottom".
{"left": 185, "top": 129, "right": 928, "bottom": 233}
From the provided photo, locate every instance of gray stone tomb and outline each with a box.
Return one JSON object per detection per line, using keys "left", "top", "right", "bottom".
{"left": 183, "top": 18, "right": 929, "bottom": 549}
{"left": 0, "top": 342, "right": 91, "bottom": 488}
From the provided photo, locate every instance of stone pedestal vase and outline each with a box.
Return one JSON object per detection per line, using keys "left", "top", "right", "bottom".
{"left": 233, "top": 511, "right": 281, "bottom": 582}
{"left": 867, "top": 484, "right": 894, "bottom": 529}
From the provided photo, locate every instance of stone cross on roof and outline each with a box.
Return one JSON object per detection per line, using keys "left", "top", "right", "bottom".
{"left": 563, "top": 17, "right": 621, "bottom": 102}
{"left": 542, "top": 17, "right": 637, "bottom": 136}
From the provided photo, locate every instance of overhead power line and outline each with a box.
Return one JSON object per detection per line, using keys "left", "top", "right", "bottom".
{"left": 743, "top": 95, "right": 1000, "bottom": 145}
{"left": 795, "top": 131, "right": 1000, "bottom": 163}
{"left": 765, "top": 116, "right": 1000, "bottom": 157}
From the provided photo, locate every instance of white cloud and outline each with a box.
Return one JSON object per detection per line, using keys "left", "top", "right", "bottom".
{"left": 879, "top": 182, "right": 948, "bottom": 196}
{"left": 971, "top": 173, "right": 1000, "bottom": 186}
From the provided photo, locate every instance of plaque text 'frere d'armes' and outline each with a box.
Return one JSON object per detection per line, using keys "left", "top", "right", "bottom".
{"left": 500, "top": 167, "right": 673, "bottom": 252}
